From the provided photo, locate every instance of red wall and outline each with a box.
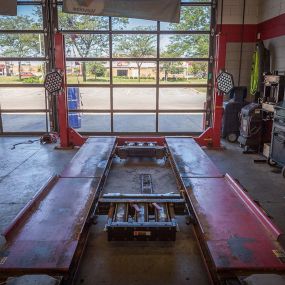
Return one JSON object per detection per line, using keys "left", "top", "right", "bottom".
{"left": 217, "top": 13, "right": 285, "bottom": 43}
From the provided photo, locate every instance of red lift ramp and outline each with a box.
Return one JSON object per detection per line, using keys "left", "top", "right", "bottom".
{"left": 61, "top": 137, "right": 116, "bottom": 178}
{"left": 0, "top": 178, "right": 100, "bottom": 276}
{"left": 167, "top": 137, "right": 285, "bottom": 280}
{"left": 166, "top": 137, "right": 223, "bottom": 178}
{"left": 182, "top": 176, "right": 285, "bottom": 273}
{"left": 0, "top": 137, "right": 116, "bottom": 277}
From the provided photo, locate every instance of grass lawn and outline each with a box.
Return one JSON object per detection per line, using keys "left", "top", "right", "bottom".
{"left": 0, "top": 75, "right": 208, "bottom": 93}
{"left": 0, "top": 76, "right": 43, "bottom": 84}
{"left": 66, "top": 75, "right": 208, "bottom": 85}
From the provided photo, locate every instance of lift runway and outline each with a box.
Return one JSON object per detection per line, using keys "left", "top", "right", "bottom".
{"left": 0, "top": 136, "right": 285, "bottom": 284}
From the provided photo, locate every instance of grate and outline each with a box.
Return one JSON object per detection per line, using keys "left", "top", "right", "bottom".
{"left": 140, "top": 174, "right": 153, "bottom": 194}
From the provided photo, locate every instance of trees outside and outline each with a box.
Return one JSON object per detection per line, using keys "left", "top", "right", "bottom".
{"left": 0, "top": 5, "right": 210, "bottom": 83}
{"left": 87, "top": 62, "right": 107, "bottom": 79}
{"left": 159, "top": 6, "right": 210, "bottom": 83}
{"left": 59, "top": 11, "right": 126, "bottom": 82}
{"left": 113, "top": 30, "right": 156, "bottom": 82}
{"left": 160, "top": 60, "right": 184, "bottom": 82}
{"left": 0, "top": 9, "right": 43, "bottom": 80}
{"left": 165, "top": 6, "right": 210, "bottom": 59}
{"left": 58, "top": 6, "right": 209, "bottom": 83}
{"left": 189, "top": 62, "right": 208, "bottom": 79}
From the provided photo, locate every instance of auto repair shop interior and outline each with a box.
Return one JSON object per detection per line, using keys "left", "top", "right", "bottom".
{"left": 0, "top": 0, "right": 285, "bottom": 285}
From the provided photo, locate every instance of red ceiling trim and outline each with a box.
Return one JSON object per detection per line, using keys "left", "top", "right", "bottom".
{"left": 216, "top": 13, "right": 285, "bottom": 43}
{"left": 258, "top": 13, "right": 285, "bottom": 40}
{"left": 216, "top": 24, "right": 257, "bottom": 43}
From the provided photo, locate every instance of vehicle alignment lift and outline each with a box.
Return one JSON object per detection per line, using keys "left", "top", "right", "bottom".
{"left": 1, "top": 33, "right": 285, "bottom": 284}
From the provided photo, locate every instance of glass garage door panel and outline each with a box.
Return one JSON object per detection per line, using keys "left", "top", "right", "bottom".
{"left": 159, "top": 61, "right": 208, "bottom": 85}
{"left": 0, "top": 34, "right": 45, "bottom": 58}
{"left": 112, "top": 61, "right": 156, "bottom": 85}
{"left": 66, "top": 61, "right": 110, "bottom": 85}
{"left": 160, "top": 6, "right": 211, "bottom": 31}
{"left": 65, "top": 34, "right": 109, "bottom": 58}
{"left": 159, "top": 113, "right": 204, "bottom": 133}
{"left": 0, "top": 88, "right": 46, "bottom": 109}
{"left": 113, "top": 88, "right": 156, "bottom": 110}
{"left": 159, "top": 88, "right": 206, "bottom": 110}
{"left": 0, "top": 5, "right": 43, "bottom": 30}
{"left": 2, "top": 113, "right": 47, "bottom": 132}
{"left": 69, "top": 113, "right": 111, "bottom": 132}
{"left": 114, "top": 113, "right": 156, "bottom": 132}
{"left": 0, "top": 62, "right": 46, "bottom": 85}
{"left": 76, "top": 88, "right": 110, "bottom": 110}
{"left": 112, "top": 17, "right": 157, "bottom": 31}
{"left": 160, "top": 34, "right": 210, "bottom": 58}
{"left": 113, "top": 35, "right": 157, "bottom": 58}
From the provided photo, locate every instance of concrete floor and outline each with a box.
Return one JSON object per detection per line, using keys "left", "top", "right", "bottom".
{"left": 0, "top": 137, "right": 285, "bottom": 284}
{"left": 103, "top": 156, "right": 178, "bottom": 194}
{"left": 75, "top": 216, "right": 209, "bottom": 285}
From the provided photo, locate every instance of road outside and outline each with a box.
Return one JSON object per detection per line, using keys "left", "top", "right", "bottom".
{"left": 0, "top": 87, "right": 205, "bottom": 133}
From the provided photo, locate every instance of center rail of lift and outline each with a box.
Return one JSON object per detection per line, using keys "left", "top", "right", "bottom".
{"left": 0, "top": 137, "right": 116, "bottom": 277}
{"left": 166, "top": 137, "right": 285, "bottom": 277}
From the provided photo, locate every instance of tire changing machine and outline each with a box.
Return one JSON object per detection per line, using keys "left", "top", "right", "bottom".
{"left": 1, "top": 33, "right": 285, "bottom": 285}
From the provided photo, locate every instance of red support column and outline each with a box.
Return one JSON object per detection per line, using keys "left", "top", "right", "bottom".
{"left": 212, "top": 33, "right": 227, "bottom": 148}
{"left": 54, "top": 33, "right": 69, "bottom": 148}
{"left": 195, "top": 33, "right": 227, "bottom": 148}
{"left": 54, "top": 32, "right": 86, "bottom": 148}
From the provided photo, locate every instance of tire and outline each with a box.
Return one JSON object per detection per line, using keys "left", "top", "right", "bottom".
{"left": 267, "top": 158, "right": 277, "bottom": 167}
{"left": 282, "top": 167, "right": 285, "bottom": 178}
{"left": 227, "top": 133, "right": 238, "bottom": 143}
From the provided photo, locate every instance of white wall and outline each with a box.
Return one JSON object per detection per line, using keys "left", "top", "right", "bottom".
{"left": 217, "top": 0, "right": 257, "bottom": 88}
{"left": 258, "top": 0, "right": 285, "bottom": 73}
{"left": 264, "top": 36, "right": 285, "bottom": 72}
{"left": 258, "top": 0, "right": 285, "bottom": 22}
{"left": 218, "top": 0, "right": 285, "bottom": 86}
{"left": 225, "top": 43, "right": 255, "bottom": 87}
{"left": 217, "top": 0, "right": 259, "bottom": 25}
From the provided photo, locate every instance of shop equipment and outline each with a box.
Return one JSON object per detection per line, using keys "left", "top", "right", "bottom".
{"left": 238, "top": 103, "right": 263, "bottom": 151}
{"left": 100, "top": 193, "right": 183, "bottom": 241}
{"left": 116, "top": 141, "right": 166, "bottom": 159}
{"left": 238, "top": 73, "right": 284, "bottom": 152}
{"left": 269, "top": 101, "right": 285, "bottom": 177}
{"left": 222, "top": 86, "right": 248, "bottom": 142}
{"left": 262, "top": 74, "right": 285, "bottom": 112}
